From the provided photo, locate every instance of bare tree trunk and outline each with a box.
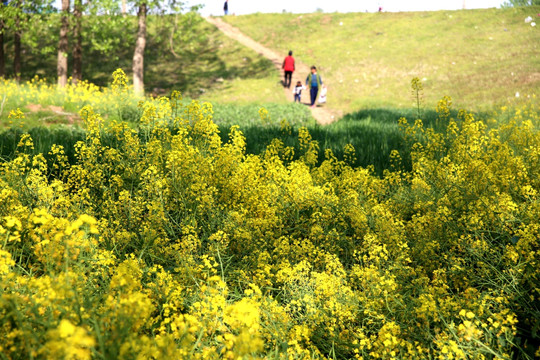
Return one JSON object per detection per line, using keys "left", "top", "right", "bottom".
{"left": 72, "top": 0, "right": 83, "bottom": 84}
{"left": 132, "top": 2, "right": 147, "bottom": 96}
{"left": 0, "top": 20, "right": 5, "bottom": 78}
{"left": 13, "top": 0, "right": 21, "bottom": 82}
{"left": 14, "top": 19, "right": 21, "bottom": 82}
{"left": 57, "top": 0, "right": 70, "bottom": 88}
{"left": 122, "top": 0, "right": 127, "bottom": 15}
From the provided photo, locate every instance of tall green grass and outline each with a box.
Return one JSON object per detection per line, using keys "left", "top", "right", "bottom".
{"left": 226, "top": 107, "right": 460, "bottom": 174}
{"left": 2, "top": 99, "right": 488, "bottom": 176}
{"left": 0, "top": 126, "right": 86, "bottom": 163}
{"left": 213, "top": 102, "right": 313, "bottom": 127}
{"left": 0, "top": 104, "right": 471, "bottom": 175}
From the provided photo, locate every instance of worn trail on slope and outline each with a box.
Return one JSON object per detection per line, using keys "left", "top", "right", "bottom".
{"left": 205, "top": 16, "right": 338, "bottom": 125}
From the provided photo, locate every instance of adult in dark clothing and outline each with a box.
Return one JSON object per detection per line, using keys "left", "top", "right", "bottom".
{"left": 223, "top": 0, "right": 228, "bottom": 15}
{"left": 282, "top": 51, "right": 295, "bottom": 88}
{"left": 305, "top": 66, "right": 323, "bottom": 108}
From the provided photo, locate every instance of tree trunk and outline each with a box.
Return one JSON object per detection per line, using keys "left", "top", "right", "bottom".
{"left": 72, "top": 0, "right": 82, "bottom": 84}
{"left": 122, "top": 0, "right": 127, "bottom": 15}
{"left": 57, "top": 0, "right": 70, "bottom": 88}
{"left": 0, "top": 20, "right": 4, "bottom": 79}
{"left": 132, "top": 2, "right": 147, "bottom": 96}
{"left": 14, "top": 18, "right": 21, "bottom": 82}
{"left": 13, "top": 0, "right": 21, "bottom": 82}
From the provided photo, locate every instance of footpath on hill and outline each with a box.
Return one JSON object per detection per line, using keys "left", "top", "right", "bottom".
{"left": 205, "top": 16, "right": 340, "bottom": 125}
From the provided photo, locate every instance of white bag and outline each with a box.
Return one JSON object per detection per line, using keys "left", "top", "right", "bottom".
{"left": 318, "top": 87, "right": 327, "bottom": 104}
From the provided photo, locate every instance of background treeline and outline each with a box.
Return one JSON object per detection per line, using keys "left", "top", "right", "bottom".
{"left": 0, "top": 0, "right": 252, "bottom": 95}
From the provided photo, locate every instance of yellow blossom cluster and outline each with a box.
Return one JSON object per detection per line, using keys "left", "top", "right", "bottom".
{"left": 0, "top": 86, "right": 539, "bottom": 359}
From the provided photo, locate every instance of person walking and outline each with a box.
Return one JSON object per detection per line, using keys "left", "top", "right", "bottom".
{"left": 305, "top": 66, "right": 323, "bottom": 108}
{"left": 282, "top": 51, "right": 295, "bottom": 88}
{"left": 292, "top": 81, "right": 305, "bottom": 103}
{"left": 223, "top": 0, "right": 228, "bottom": 15}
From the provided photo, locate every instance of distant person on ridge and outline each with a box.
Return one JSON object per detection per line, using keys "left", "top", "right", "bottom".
{"left": 282, "top": 51, "right": 295, "bottom": 88}
{"left": 223, "top": 0, "right": 228, "bottom": 15}
{"left": 306, "top": 66, "right": 323, "bottom": 108}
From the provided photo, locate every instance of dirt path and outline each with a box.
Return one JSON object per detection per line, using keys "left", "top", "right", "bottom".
{"left": 205, "top": 16, "right": 340, "bottom": 125}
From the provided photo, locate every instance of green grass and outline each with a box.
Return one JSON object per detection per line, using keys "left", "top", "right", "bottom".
{"left": 0, "top": 88, "right": 306, "bottom": 130}
{"left": 212, "top": 102, "right": 313, "bottom": 127}
{"left": 202, "top": 77, "right": 285, "bottom": 104}
{"left": 0, "top": 126, "right": 86, "bottom": 162}
{"left": 225, "top": 106, "right": 463, "bottom": 175}
{"left": 224, "top": 7, "right": 540, "bottom": 112}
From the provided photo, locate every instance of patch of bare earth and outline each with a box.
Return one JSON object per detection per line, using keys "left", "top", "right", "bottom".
{"left": 26, "top": 104, "right": 80, "bottom": 124}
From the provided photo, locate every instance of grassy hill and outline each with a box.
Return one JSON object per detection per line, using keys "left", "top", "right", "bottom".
{"left": 223, "top": 7, "right": 540, "bottom": 111}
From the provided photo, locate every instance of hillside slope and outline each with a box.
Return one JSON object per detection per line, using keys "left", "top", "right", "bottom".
{"left": 224, "top": 7, "right": 540, "bottom": 111}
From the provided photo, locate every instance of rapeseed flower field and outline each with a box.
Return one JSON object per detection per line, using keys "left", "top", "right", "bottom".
{"left": 0, "top": 70, "right": 539, "bottom": 359}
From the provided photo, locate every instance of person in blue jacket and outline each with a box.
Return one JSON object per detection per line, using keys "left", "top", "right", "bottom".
{"left": 305, "top": 66, "right": 323, "bottom": 108}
